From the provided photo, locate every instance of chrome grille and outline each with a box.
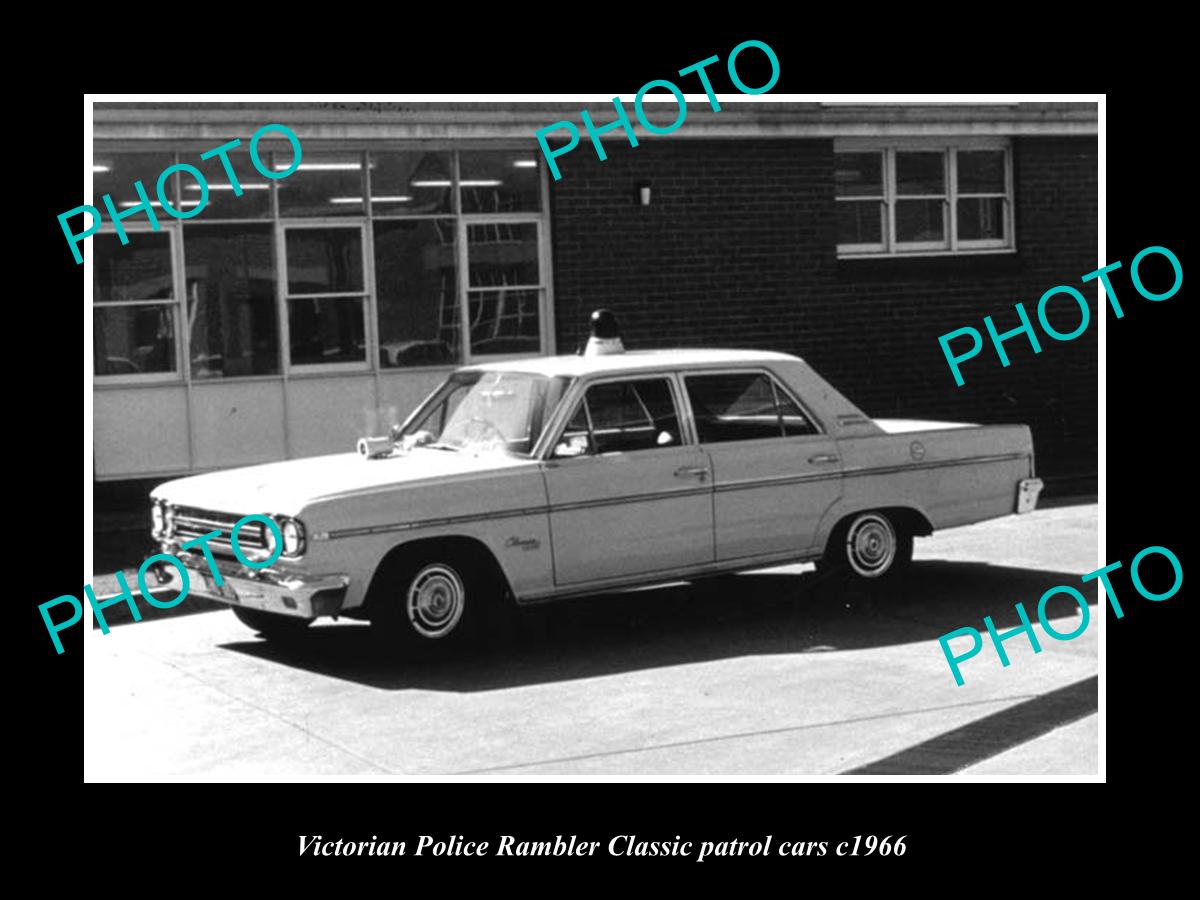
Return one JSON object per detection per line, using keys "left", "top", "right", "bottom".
{"left": 171, "top": 506, "right": 268, "bottom": 559}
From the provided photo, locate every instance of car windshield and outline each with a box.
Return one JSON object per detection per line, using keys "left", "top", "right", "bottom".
{"left": 399, "top": 370, "right": 572, "bottom": 457}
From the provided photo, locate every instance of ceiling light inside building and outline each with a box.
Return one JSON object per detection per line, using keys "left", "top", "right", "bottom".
{"left": 410, "top": 179, "right": 502, "bottom": 187}
{"left": 328, "top": 196, "right": 413, "bottom": 204}
{"left": 273, "top": 162, "right": 363, "bottom": 171}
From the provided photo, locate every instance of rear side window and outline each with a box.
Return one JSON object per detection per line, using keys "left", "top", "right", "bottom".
{"left": 556, "top": 378, "right": 682, "bottom": 456}
{"left": 686, "top": 372, "right": 819, "bottom": 443}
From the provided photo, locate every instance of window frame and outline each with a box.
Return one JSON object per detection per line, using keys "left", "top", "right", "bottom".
{"left": 681, "top": 368, "right": 826, "bottom": 444}
{"left": 90, "top": 144, "right": 556, "bottom": 388}
{"left": 279, "top": 220, "right": 372, "bottom": 374}
{"left": 548, "top": 372, "right": 690, "bottom": 459}
{"left": 92, "top": 222, "right": 185, "bottom": 385}
{"left": 462, "top": 216, "right": 549, "bottom": 364}
{"left": 835, "top": 137, "right": 1015, "bottom": 259}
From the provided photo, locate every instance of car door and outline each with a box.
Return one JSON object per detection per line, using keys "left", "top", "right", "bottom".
{"left": 683, "top": 369, "right": 842, "bottom": 561}
{"left": 540, "top": 374, "right": 715, "bottom": 586}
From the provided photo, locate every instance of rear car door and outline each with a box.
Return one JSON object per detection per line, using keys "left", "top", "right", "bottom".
{"left": 684, "top": 370, "right": 842, "bottom": 561}
{"left": 541, "top": 375, "right": 715, "bottom": 586}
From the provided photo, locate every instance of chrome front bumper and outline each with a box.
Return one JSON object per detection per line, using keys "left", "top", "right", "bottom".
{"left": 150, "top": 550, "right": 349, "bottom": 619}
{"left": 1016, "top": 477, "right": 1044, "bottom": 514}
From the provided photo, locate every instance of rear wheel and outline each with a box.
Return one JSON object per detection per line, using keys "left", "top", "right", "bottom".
{"left": 232, "top": 606, "right": 313, "bottom": 638}
{"left": 817, "top": 511, "right": 913, "bottom": 584}
{"left": 368, "top": 545, "right": 501, "bottom": 656}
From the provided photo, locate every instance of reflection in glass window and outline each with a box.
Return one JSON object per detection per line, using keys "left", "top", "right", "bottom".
{"left": 92, "top": 153, "right": 177, "bottom": 214}
{"left": 188, "top": 145, "right": 272, "bottom": 219}
{"left": 288, "top": 297, "right": 366, "bottom": 365}
{"left": 468, "top": 222, "right": 539, "bottom": 287}
{"left": 578, "top": 379, "right": 680, "bottom": 453}
{"left": 835, "top": 152, "right": 885, "bottom": 246}
{"left": 94, "top": 233, "right": 174, "bottom": 301}
{"left": 375, "top": 219, "right": 459, "bottom": 367}
{"left": 896, "top": 152, "right": 945, "bottom": 195}
{"left": 369, "top": 152, "right": 453, "bottom": 215}
{"left": 94, "top": 305, "right": 176, "bottom": 375}
{"left": 286, "top": 228, "right": 363, "bottom": 294}
{"left": 957, "top": 150, "right": 1006, "bottom": 194}
{"left": 686, "top": 373, "right": 817, "bottom": 443}
{"left": 468, "top": 289, "right": 541, "bottom": 357}
{"left": 183, "top": 224, "right": 278, "bottom": 377}
{"left": 275, "top": 152, "right": 366, "bottom": 217}
{"left": 93, "top": 231, "right": 177, "bottom": 376}
{"left": 459, "top": 151, "right": 542, "bottom": 213}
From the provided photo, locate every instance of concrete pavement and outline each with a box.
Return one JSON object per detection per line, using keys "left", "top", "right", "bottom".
{"left": 84, "top": 504, "right": 1099, "bottom": 779}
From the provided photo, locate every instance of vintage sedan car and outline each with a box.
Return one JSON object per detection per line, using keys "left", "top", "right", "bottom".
{"left": 148, "top": 324, "right": 1043, "bottom": 652}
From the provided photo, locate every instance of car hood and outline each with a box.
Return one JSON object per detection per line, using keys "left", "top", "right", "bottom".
{"left": 151, "top": 448, "right": 534, "bottom": 517}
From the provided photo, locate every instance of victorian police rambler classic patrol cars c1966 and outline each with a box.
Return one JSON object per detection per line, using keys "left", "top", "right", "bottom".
{"left": 147, "top": 312, "right": 1044, "bottom": 653}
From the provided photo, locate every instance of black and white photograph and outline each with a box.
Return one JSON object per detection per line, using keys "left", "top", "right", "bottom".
{"left": 78, "top": 93, "right": 1104, "bottom": 781}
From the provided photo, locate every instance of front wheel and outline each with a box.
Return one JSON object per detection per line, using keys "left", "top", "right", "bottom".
{"left": 232, "top": 606, "right": 314, "bottom": 639}
{"left": 817, "top": 511, "right": 913, "bottom": 584}
{"left": 368, "top": 547, "right": 499, "bottom": 656}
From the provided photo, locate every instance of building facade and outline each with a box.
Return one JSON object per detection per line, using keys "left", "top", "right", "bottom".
{"left": 91, "top": 101, "right": 1098, "bottom": 490}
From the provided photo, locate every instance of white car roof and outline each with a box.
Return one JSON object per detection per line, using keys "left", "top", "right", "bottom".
{"left": 462, "top": 348, "right": 800, "bottom": 378}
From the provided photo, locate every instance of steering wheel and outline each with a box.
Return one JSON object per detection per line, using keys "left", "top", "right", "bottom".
{"left": 465, "top": 416, "right": 506, "bottom": 446}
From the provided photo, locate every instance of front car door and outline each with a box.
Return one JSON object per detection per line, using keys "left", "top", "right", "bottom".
{"left": 683, "top": 369, "right": 842, "bottom": 561}
{"left": 541, "top": 374, "right": 715, "bottom": 587}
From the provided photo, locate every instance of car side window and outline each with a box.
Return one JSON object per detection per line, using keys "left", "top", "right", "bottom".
{"left": 554, "top": 378, "right": 681, "bottom": 456}
{"left": 686, "top": 372, "right": 819, "bottom": 443}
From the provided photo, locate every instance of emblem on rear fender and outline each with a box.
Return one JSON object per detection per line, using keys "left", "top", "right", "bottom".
{"left": 505, "top": 536, "right": 541, "bottom": 551}
{"left": 910, "top": 441, "right": 926, "bottom": 461}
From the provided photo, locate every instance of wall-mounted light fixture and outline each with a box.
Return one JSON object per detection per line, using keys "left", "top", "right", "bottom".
{"left": 637, "top": 181, "right": 651, "bottom": 207}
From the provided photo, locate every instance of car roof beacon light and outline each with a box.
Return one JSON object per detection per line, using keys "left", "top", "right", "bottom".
{"left": 584, "top": 309, "right": 625, "bottom": 356}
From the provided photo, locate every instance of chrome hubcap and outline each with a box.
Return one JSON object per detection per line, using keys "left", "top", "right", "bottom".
{"left": 407, "top": 564, "right": 465, "bottom": 638}
{"left": 846, "top": 514, "right": 896, "bottom": 578}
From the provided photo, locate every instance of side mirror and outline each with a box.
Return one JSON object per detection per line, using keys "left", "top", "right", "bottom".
{"left": 553, "top": 434, "right": 590, "bottom": 458}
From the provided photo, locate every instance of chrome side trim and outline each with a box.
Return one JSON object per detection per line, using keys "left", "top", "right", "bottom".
{"left": 841, "top": 452, "right": 1028, "bottom": 479}
{"left": 323, "top": 452, "right": 1030, "bottom": 540}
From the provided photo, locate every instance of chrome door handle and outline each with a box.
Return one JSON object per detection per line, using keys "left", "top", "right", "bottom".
{"left": 674, "top": 466, "right": 709, "bottom": 480}
{"left": 808, "top": 454, "right": 839, "bottom": 464}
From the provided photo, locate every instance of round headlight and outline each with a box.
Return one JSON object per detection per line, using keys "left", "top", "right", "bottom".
{"left": 151, "top": 503, "right": 164, "bottom": 535}
{"left": 281, "top": 518, "right": 304, "bottom": 556}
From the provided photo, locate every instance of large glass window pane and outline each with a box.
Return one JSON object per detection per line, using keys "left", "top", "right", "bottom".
{"left": 896, "top": 199, "right": 945, "bottom": 243}
{"left": 286, "top": 228, "right": 363, "bottom": 294}
{"left": 896, "top": 151, "right": 945, "bottom": 195}
{"left": 686, "top": 373, "right": 780, "bottom": 443}
{"left": 584, "top": 379, "right": 680, "bottom": 453}
{"left": 837, "top": 200, "right": 883, "bottom": 245}
{"left": 468, "top": 289, "right": 541, "bottom": 357}
{"left": 369, "top": 152, "right": 453, "bottom": 215}
{"left": 957, "top": 197, "right": 1006, "bottom": 242}
{"left": 468, "top": 222, "right": 539, "bottom": 287}
{"left": 94, "top": 233, "right": 174, "bottom": 301}
{"left": 93, "top": 153, "right": 176, "bottom": 213}
{"left": 288, "top": 298, "right": 365, "bottom": 365}
{"left": 275, "top": 152, "right": 366, "bottom": 217}
{"left": 374, "top": 219, "right": 459, "bottom": 367}
{"left": 94, "top": 305, "right": 176, "bottom": 375}
{"left": 187, "top": 145, "right": 272, "bottom": 219}
{"left": 183, "top": 224, "right": 278, "bottom": 377}
{"left": 835, "top": 152, "right": 883, "bottom": 197}
{"left": 459, "top": 151, "right": 541, "bottom": 213}
{"left": 957, "top": 150, "right": 1006, "bottom": 194}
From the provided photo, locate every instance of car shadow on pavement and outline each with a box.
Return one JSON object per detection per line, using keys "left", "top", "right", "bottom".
{"left": 220, "top": 559, "right": 1097, "bottom": 692}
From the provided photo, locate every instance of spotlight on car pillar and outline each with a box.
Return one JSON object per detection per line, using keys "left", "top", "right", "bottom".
{"left": 585, "top": 309, "right": 625, "bottom": 356}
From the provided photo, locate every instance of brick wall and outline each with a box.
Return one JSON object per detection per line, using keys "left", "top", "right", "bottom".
{"left": 549, "top": 136, "right": 1099, "bottom": 490}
